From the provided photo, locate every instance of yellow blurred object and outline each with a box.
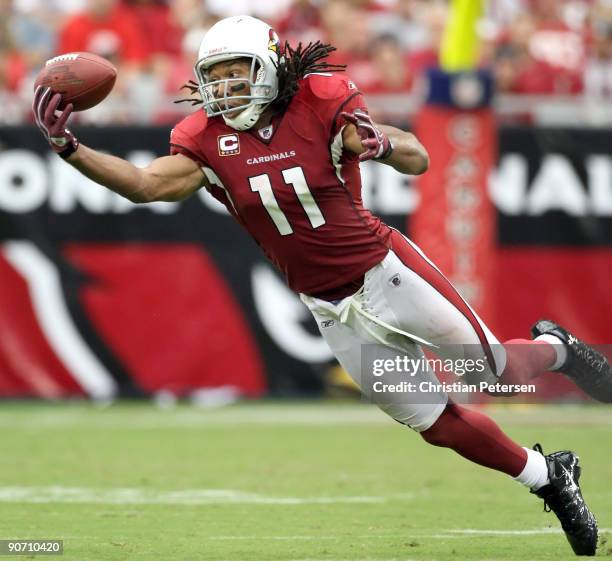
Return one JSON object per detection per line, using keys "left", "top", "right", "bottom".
{"left": 324, "top": 364, "right": 360, "bottom": 398}
{"left": 439, "top": 0, "right": 484, "bottom": 71}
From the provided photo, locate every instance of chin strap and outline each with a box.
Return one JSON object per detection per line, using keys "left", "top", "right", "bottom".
{"left": 223, "top": 102, "right": 270, "bottom": 131}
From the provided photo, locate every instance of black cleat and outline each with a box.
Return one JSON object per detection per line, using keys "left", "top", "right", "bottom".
{"left": 531, "top": 320, "right": 612, "bottom": 402}
{"left": 531, "top": 444, "right": 598, "bottom": 556}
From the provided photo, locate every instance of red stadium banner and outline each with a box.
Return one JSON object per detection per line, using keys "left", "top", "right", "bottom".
{"left": 0, "top": 124, "right": 610, "bottom": 399}
{"left": 412, "top": 107, "right": 496, "bottom": 318}
{"left": 412, "top": 70, "right": 496, "bottom": 321}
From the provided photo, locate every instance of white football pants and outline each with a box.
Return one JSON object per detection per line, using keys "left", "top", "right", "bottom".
{"left": 301, "top": 231, "right": 506, "bottom": 433}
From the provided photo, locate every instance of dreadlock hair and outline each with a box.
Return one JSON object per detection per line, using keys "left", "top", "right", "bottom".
{"left": 175, "top": 80, "right": 202, "bottom": 107}
{"left": 174, "top": 41, "right": 346, "bottom": 112}
{"left": 272, "top": 41, "right": 345, "bottom": 111}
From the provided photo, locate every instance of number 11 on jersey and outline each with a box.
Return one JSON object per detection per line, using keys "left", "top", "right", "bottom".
{"left": 249, "top": 166, "right": 326, "bottom": 235}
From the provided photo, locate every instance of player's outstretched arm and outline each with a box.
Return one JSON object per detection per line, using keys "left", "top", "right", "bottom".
{"left": 68, "top": 145, "right": 205, "bottom": 203}
{"left": 33, "top": 87, "right": 205, "bottom": 203}
{"left": 341, "top": 110, "right": 429, "bottom": 175}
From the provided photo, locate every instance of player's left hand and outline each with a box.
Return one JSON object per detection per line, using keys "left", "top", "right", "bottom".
{"left": 33, "top": 86, "right": 79, "bottom": 159}
{"left": 341, "top": 109, "right": 394, "bottom": 162}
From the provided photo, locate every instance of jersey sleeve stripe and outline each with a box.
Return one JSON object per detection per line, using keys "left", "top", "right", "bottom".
{"left": 328, "top": 91, "right": 362, "bottom": 144}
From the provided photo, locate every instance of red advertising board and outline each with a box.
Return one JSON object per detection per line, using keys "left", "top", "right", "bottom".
{"left": 413, "top": 107, "right": 497, "bottom": 320}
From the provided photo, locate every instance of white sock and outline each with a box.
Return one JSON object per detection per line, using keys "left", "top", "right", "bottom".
{"left": 535, "top": 334, "right": 568, "bottom": 370}
{"left": 513, "top": 447, "right": 550, "bottom": 490}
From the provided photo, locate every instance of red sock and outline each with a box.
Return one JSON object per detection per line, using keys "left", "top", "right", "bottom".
{"left": 501, "top": 338, "right": 557, "bottom": 385}
{"left": 421, "top": 403, "right": 527, "bottom": 477}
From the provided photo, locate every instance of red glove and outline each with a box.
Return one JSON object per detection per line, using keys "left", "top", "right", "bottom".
{"left": 341, "top": 109, "right": 393, "bottom": 162}
{"left": 33, "top": 86, "right": 79, "bottom": 159}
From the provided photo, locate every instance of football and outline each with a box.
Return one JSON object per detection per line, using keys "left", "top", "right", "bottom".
{"left": 34, "top": 52, "right": 117, "bottom": 112}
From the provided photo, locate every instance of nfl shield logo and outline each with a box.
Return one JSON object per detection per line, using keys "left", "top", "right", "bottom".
{"left": 259, "top": 125, "right": 273, "bottom": 141}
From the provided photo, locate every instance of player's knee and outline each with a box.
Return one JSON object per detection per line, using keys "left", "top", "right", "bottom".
{"left": 419, "top": 404, "right": 457, "bottom": 448}
{"left": 420, "top": 426, "right": 448, "bottom": 447}
{"left": 378, "top": 401, "right": 447, "bottom": 434}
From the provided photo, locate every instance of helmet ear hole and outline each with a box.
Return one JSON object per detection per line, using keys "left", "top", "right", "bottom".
{"left": 255, "top": 62, "right": 265, "bottom": 83}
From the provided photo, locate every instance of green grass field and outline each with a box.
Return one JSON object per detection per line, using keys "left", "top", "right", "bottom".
{"left": 0, "top": 401, "right": 610, "bottom": 561}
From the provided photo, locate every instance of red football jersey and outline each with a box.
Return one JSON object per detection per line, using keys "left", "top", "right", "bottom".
{"left": 170, "top": 73, "right": 391, "bottom": 296}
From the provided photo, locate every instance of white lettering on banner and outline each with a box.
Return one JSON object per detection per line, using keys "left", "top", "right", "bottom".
{"left": 360, "top": 161, "right": 418, "bottom": 214}
{"left": 488, "top": 154, "right": 527, "bottom": 214}
{"left": 0, "top": 150, "right": 47, "bottom": 212}
{"left": 489, "top": 153, "right": 612, "bottom": 216}
{"left": 251, "top": 264, "right": 333, "bottom": 362}
{"left": 586, "top": 156, "right": 612, "bottom": 216}
{"left": 1, "top": 149, "right": 612, "bottom": 217}
{"left": 372, "top": 162, "right": 420, "bottom": 214}
{"left": 0, "top": 150, "right": 179, "bottom": 214}
{"left": 527, "top": 155, "right": 588, "bottom": 216}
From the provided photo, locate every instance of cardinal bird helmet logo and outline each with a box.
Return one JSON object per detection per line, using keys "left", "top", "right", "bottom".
{"left": 268, "top": 29, "right": 280, "bottom": 55}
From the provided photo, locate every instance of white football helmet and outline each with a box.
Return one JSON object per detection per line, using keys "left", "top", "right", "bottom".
{"left": 194, "top": 16, "right": 280, "bottom": 131}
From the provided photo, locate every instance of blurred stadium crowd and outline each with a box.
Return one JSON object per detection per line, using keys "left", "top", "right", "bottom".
{"left": 1, "top": 0, "right": 612, "bottom": 123}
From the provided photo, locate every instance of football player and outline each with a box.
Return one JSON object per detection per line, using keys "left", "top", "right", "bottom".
{"left": 33, "top": 15, "right": 609, "bottom": 556}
